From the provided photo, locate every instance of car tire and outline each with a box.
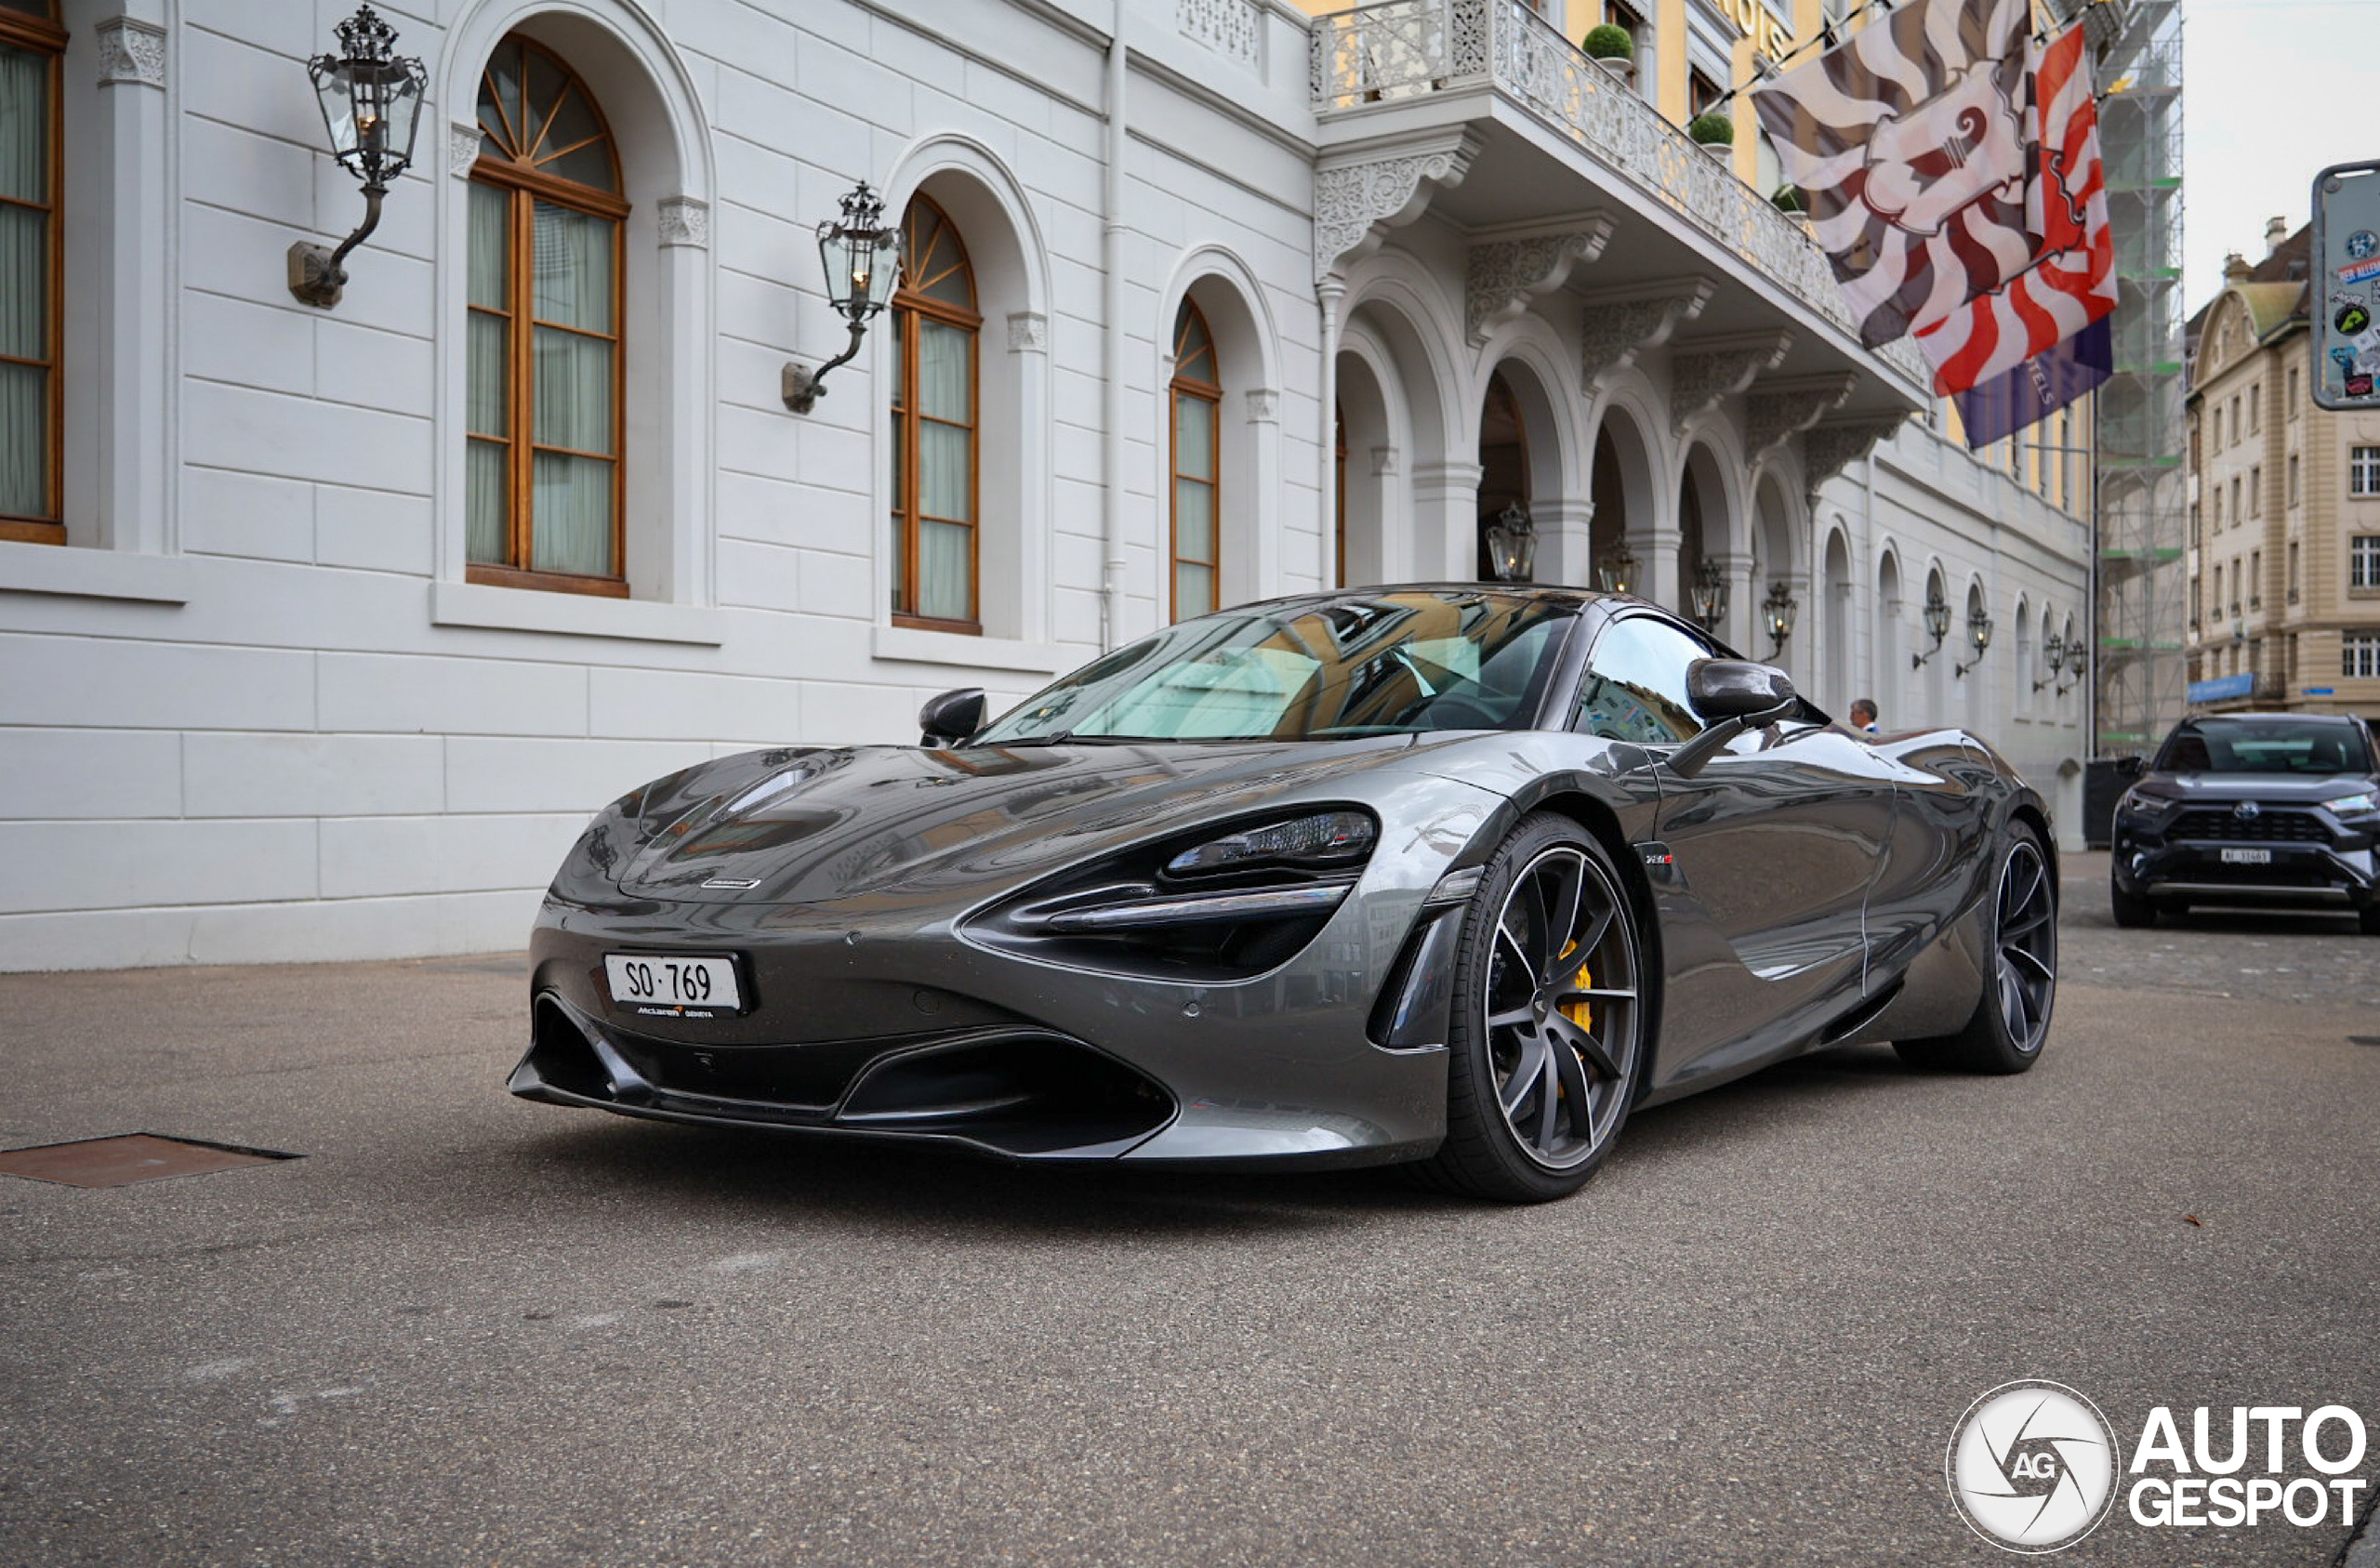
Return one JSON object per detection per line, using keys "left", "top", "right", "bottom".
{"left": 1897, "top": 824, "right": 2057, "bottom": 1075}
{"left": 1411, "top": 813, "right": 1646, "bottom": 1204}
{"left": 2109, "top": 878, "right": 2158, "bottom": 929}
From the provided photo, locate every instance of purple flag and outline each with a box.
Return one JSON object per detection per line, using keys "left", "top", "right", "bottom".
{"left": 1950, "top": 316, "right": 2111, "bottom": 449}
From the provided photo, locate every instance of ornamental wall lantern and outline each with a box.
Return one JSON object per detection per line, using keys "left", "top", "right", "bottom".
{"left": 1761, "top": 579, "right": 1798, "bottom": 657}
{"left": 1953, "top": 604, "right": 1994, "bottom": 679}
{"left": 1595, "top": 539, "right": 1638, "bottom": 597}
{"left": 288, "top": 6, "right": 426, "bottom": 309}
{"left": 1911, "top": 586, "right": 1951, "bottom": 669}
{"left": 2056, "top": 638, "right": 2088, "bottom": 696}
{"left": 1688, "top": 558, "right": 1729, "bottom": 631}
{"left": 2034, "top": 629, "right": 2066, "bottom": 693}
{"left": 1484, "top": 503, "right": 1538, "bottom": 583}
{"left": 783, "top": 181, "right": 903, "bottom": 413}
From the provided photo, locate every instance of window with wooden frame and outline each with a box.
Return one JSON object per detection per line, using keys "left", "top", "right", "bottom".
{"left": 1170, "top": 300, "right": 1221, "bottom": 621}
{"left": 0, "top": 0, "right": 63, "bottom": 545}
{"left": 465, "top": 36, "right": 628, "bottom": 596}
{"left": 888, "top": 195, "right": 980, "bottom": 631}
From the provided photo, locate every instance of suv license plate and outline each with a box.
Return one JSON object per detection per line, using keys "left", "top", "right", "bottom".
{"left": 2219, "top": 848, "right": 2271, "bottom": 865}
{"left": 603, "top": 953, "right": 743, "bottom": 1017}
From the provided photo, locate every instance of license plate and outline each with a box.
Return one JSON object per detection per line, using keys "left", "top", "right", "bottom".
{"left": 2219, "top": 848, "right": 2271, "bottom": 865}
{"left": 602, "top": 953, "right": 744, "bottom": 1017}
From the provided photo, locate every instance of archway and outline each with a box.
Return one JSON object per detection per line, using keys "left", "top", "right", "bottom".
{"left": 1588, "top": 400, "right": 1659, "bottom": 597}
{"left": 1475, "top": 368, "right": 1530, "bottom": 580}
{"left": 1876, "top": 548, "right": 1903, "bottom": 726}
{"left": 1822, "top": 526, "right": 1852, "bottom": 710}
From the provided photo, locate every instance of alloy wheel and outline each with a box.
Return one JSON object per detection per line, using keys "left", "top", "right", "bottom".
{"left": 1995, "top": 838, "right": 2056, "bottom": 1053}
{"left": 1480, "top": 845, "right": 1641, "bottom": 1170}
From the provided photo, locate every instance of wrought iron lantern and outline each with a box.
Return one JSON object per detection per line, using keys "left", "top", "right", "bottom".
{"left": 1761, "top": 579, "right": 1798, "bottom": 656}
{"left": 2035, "top": 629, "right": 2066, "bottom": 692}
{"left": 1688, "top": 558, "right": 1729, "bottom": 630}
{"left": 1595, "top": 538, "right": 1638, "bottom": 597}
{"left": 1953, "top": 604, "right": 1994, "bottom": 678}
{"left": 784, "top": 181, "right": 904, "bottom": 414}
{"left": 1911, "top": 586, "right": 1952, "bottom": 668}
{"left": 288, "top": 6, "right": 426, "bottom": 309}
{"left": 2057, "top": 636, "right": 2089, "bottom": 696}
{"left": 1483, "top": 503, "right": 1538, "bottom": 583}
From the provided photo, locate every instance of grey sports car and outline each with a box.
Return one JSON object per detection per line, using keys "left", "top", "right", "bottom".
{"left": 512, "top": 586, "right": 2058, "bottom": 1202}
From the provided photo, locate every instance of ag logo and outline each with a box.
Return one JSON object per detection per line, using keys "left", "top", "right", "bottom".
{"left": 1946, "top": 1381, "right": 2121, "bottom": 1552}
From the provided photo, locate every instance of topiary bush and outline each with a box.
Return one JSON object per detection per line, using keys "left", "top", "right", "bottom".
{"left": 1582, "top": 24, "right": 1634, "bottom": 60}
{"left": 1687, "top": 112, "right": 1735, "bottom": 146}
{"left": 1771, "top": 184, "right": 1805, "bottom": 213}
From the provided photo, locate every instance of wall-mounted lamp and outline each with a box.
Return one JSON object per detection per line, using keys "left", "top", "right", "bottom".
{"left": 1688, "top": 558, "right": 1729, "bottom": 631}
{"left": 1761, "top": 579, "right": 1798, "bottom": 657}
{"left": 288, "top": 6, "right": 425, "bottom": 309}
{"left": 1484, "top": 503, "right": 1538, "bottom": 583}
{"left": 1952, "top": 605, "right": 1994, "bottom": 678}
{"left": 1910, "top": 586, "right": 1951, "bottom": 669}
{"left": 1595, "top": 539, "right": 1639, "bottom": 597}
{"left": 783, "top": 181, "right": 903, "bottom": 414}
{"left": 2033, "top": 629, "right": 2066, "bottom": 693}
{"left": 2056, "top": 638, "right": 2088, "bottom": 696}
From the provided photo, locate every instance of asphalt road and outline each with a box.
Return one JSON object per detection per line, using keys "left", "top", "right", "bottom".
{"left": 4, "top": 851, "right": 2377, "bottom": 1567}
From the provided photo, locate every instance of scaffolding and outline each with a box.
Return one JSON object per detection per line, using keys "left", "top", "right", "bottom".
{"left": 2089, "top": 0, "right": 2186, "bottom": 752}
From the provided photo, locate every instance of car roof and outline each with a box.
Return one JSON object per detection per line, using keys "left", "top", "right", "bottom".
{"left": 1231, "top": 583, "right": 1625, "bottom": 615}
{"left": 2172, "top": 712, "right": 2361, "bottom": 728}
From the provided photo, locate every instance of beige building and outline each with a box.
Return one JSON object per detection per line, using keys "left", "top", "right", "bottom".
{"left": 2186, "top": 222, "right": 2380, "bottom": 717}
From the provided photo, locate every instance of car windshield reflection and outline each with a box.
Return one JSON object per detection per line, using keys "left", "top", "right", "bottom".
{"left": 2153, "top": 718, "right": 2368, "bottom": 775}
{"left": 973, "top": 590, "right": 1574, "bottom": 744}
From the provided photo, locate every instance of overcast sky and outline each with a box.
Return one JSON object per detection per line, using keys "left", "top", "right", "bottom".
{"left": 2181, "top": 0, "right": 2371, "bottom": 311}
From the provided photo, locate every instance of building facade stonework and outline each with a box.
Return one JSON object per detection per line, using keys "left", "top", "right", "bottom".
{"left": 2186, "top": 227, "right": 2380, "bottom": 718}
{"left": 0, "top": 0, "right": 2089, "bottom": 971}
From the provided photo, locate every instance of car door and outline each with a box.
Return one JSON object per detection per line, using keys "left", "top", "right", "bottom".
{"left": 1572, "top": 613, "right": 1895, "bottom": 1087}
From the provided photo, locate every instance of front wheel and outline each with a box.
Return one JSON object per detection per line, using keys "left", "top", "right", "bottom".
{"left": 1413, "top": 814, "right": 1646, "bottom": 1203}
{"left": 1897, "top": 824, "right": 2057, "bottom": 1074}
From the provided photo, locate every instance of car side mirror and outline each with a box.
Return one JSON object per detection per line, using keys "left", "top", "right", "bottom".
{"left": 1686, "top": 659, "right": 1796, "bottom": 721}
{"left": 1668, "top": 660, "right": 1800, "bottom": 780}
{"left": 918, "top": 688, "right": 986, "bottom": 748}
{"left": 2117, "top": 755, "right": 2145, "bottom": 778}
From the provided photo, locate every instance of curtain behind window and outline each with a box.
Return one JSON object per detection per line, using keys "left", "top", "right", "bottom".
{"left": 916, "top": 317, "right": 972, "bottom": 621}
{"left": 0, "top": 43, "right": 49, "bottom": 519}
{"left": 464, "top": 180, "right": 509, "bottom": 564}
{"left": 530, "top": 201, "right": 614, "bottom": 576}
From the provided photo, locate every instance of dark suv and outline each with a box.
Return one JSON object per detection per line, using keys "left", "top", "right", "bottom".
{"left": 2109, "top": 713, "right": 2380, "bottom": 931}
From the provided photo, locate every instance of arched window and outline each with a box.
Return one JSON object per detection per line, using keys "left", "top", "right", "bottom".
{"left": 1170, "top": 299, "right": 1220, "bottom": 620}
{"left": 466, "top": 36, "right": 627, "bottom": 594}
{"left": 0, "top": 0, "right": 63, "bottom": 545}
{"left": 890, "top": 194, "right": 979, "bottom": 630}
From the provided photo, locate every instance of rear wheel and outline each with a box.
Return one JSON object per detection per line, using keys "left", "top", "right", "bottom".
{"left": 1897, "top": 825, "right": 2056, "bottom": 1074}
{"left": 1414, "top": 814, "right": 1646, "bottom": 1203}
{"left": 2109, "top": 877, "right": 2158, "bottom": 929}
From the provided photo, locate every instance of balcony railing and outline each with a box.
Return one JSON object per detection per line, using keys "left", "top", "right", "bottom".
{"left": 1310, "top": 0, "right": 1929, "bottom": 387}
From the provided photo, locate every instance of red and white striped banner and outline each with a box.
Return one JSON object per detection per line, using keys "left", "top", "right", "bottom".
{"left": 1911, "top": 21, "right": 2117, "bottom": 397}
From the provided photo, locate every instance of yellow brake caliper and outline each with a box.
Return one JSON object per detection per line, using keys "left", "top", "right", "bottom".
{"left": 1555, "top": 940, "right": 1593, "bottom": 1089}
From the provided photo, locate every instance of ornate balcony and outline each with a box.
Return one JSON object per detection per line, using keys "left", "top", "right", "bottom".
{"left": 1308, "top": 0, "right": 1930, "bottom": 403}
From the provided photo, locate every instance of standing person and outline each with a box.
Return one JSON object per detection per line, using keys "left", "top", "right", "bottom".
{"left": 1848, "top": 697, "right": 1880, "bottom": 734}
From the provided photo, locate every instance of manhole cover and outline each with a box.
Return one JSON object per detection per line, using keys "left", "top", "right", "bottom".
{"left": 0, "top": 1134, "right": 299, "bottom": 1188}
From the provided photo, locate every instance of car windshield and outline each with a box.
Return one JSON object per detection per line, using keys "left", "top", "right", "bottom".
{"left": 973, "top": 590, "right": 1575, "bottom": 744}
{"left": 2153, "top": 719, "right": 2366, "bottom": 775}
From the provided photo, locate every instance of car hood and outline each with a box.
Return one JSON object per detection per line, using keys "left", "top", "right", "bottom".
{"left": 614, "top": 735, "right": 1470, "bottom": 904}
{"left": 2134, "top": 771, "right": 2373, "bottom": 805}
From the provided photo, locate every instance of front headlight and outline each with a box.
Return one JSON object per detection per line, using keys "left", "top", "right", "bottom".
{"left": 1162, "top": 810, "right": 1377, "bottom": 878}
{"left": 2322, "top": 790, "right": 2378, "bottom": 816}
{"left": 2118, "top": 788, "right": 2179, "bottom": 821}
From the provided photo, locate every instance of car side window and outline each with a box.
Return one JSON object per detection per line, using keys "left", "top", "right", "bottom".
{"left": 1573, "top": 616, "right": 1708, "bottom": 744}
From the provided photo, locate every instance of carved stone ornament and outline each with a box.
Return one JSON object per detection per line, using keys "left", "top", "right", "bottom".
{"left": 1578, "top": 279, "right": 1714, "bottom": 389}
{"left": 1744, "top": 375, "right": 1857, "bottom": 461}
{"left": 1315, "top": 131, "right": 1483, "bottom": 284}
{"left": 1177, "top": 0, "right": 1263, "bottom": 70}
{"left": 1369, "top": 444, "right": 1400, "bottom": 477}
{"left": 1245, "top": 388, "right": 1280, "bottom": 422}
{"left": 449, "top": 122, "right": 485, "bottom": 179}
{"left": 1669, "top": 331, "right": 1792, "bottom": 438}
{"left": 1464, "top": 216, "right": 1616, "bottom": 345}
{"left": 1007, "top": 310, "right": 1048, "bottom": 352}
{"left": 656, "top": 196, "right": 710, "bottom": 250}
{"left": 96, "top": 17, "right": 167, "bottom": 88}
{"left": 1802, "top": 415, "right": 1911, "bottom": 505}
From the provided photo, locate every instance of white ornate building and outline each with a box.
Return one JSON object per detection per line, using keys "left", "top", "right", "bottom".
{"left": 0, "top": 0, "right": 2090, "bottom": 970}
